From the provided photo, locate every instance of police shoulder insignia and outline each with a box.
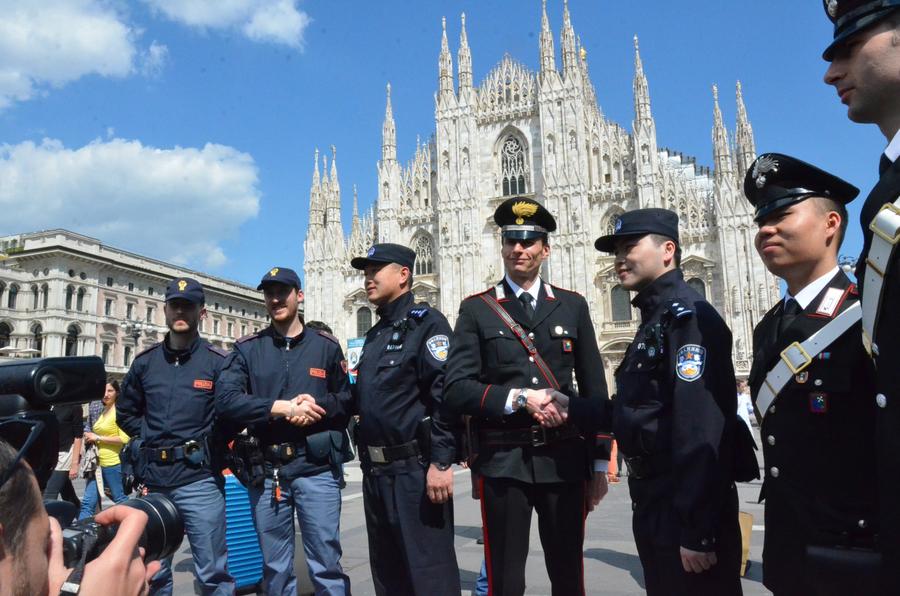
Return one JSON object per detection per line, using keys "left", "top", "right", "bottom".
{"left": 236, "top": 333, "right": 259, "bottom": 344}
{"left": 316, "top": 330, "right": 340, "bottom": 344}
{"left": 134, "top": 342, "right": 161, "bottom": 360}
{"left": 426, "top": 334, "right": 450, "bottom": 362}
{"left": 408, "top": 306, "right": 430, "bottom": 320}
{"left": 676, "top": 344, "right": 706, "bottom": 382}
{"left": 207, "top": 344, "right": 228, "bottom": 358}
{"left": 666, "top": 300, "right": 693, "bottom": 319}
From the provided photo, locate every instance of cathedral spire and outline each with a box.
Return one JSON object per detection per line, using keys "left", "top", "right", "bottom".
{"left": 560, "top": 0, "right": 578, "bottom": 78}
{"left": 458, "top": 13, "right": 472, "bottom": 94}
{"left": 382, "top": 83, "right": 396, "bottom": 163}
{"left": 539, "top": 0, "right": 556, "bottom": 75}
{"left": 330, "top": 144, "right": 339, "bottom": 191}
{"left": 633, "top": 35, "right": 653, "bottom": 127}
{"left": 309, "top": 148, "right": 323, "bottom": 227}
{"left": 438, "top": 17, "right": 454, "bottom": 100}
{"left": 712, "top": 84, "right": 733, "bottom": 183}
{"left": 326, "top": 145, "right": 341, "bottom": 227}
{"left": 733, "top": 81, "right": 756, "bottom": 179}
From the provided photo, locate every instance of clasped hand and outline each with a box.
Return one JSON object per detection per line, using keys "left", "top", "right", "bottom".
{"left": 272, "top": 394, "right": 326, "bottom": 427}
{"left": 521, "top": 389, "right": 570, "bottom": 428}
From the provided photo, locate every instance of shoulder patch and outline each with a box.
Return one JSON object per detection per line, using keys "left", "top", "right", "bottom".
{"left": 426, "top": 334, "right": 450, "bottom": 361}
{"left": 665, "top": 300, "right": 693, "bottom": 319}
{"left": 207, "top": 344, "right": 228, "bottom": 358}
{"left": 134, "top": 342, "right": 162, "bottom": 360}
{"left": 236, "top": 333, "right": 259, "bottom": 344}
{"left": 676, "top": 344, "right": 706, "bottom": 382}
{"left": 408, "top": 305, "right": 430, "bottom": 320}
{"left": 316, "top": 330, "right": 340, "bottom": 344}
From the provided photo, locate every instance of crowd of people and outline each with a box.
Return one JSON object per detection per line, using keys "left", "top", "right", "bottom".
{"left": 2, "top": 1, "right": 900, "bottom": 595}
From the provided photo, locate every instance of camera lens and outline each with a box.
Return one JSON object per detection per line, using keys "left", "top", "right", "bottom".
{"left": 37, "top": 371, "right": 61, "bottom": 400}
{"left": 122, "top": 493, "right": 184, "bottom": 561}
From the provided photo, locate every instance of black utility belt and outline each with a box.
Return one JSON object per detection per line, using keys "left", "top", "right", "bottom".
{"left": 262, "top": 442, "right": 304, "bottom": 464}
{"left": 479, "top": 424, "right": 581, "bottom": 448}
{"left": 623, "top": 454, "right": 670, "bottom": 480}
{"left": 364, "top": 440, "right": 420, "bottom": 464}
{"left": 142, "top": 440, "right": 206, "bottom": 465}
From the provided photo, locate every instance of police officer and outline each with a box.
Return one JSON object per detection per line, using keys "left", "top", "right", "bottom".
{"left": 744, "top": 154, "right": 879, "bottom": 595}
{"left": 349, "top": 243, "right": 460, "bottom": 596}
{"left": 823, "top": 3, "right": 900, "bottom": 590}
{"left": 116, "top": 278, "right": 236, "bottom": 595}
{"left": 215, "top": 267, "right": 353, "bottom": 596}
{"left": 593, "top": 209, "right": 745, "bottom": 595}
{"left": 444, "top": 198, "right": 611, "bottom": 596}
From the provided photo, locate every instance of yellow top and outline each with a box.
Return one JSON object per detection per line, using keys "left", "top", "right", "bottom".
{"left": 93, "top": 407, "right": 130, "bottom": 467}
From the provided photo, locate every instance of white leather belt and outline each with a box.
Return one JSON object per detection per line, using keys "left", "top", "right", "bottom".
{"left": 862, "top": 200, "right": 900, "bottom": 357}
{"left": 757, "top": 302, "right": 861, "bottom": 418}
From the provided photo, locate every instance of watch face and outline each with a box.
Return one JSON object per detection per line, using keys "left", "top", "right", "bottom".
{"left": 516, "top": 393, "right": 528, "bottom": 407}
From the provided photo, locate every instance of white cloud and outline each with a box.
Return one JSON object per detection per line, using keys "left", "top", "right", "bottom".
{"left": 0, "top": 138, "right": 261, "bottom": 270}
{"left": 139, "top": 41, "right": 169, "bottom": 78}
{"left": 144, "top": 0, "right": 310, "bottom": 48}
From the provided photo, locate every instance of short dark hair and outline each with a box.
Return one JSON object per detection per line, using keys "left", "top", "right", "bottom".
{"left": 811, "top": 196, "right": 848, "bottom": 249}
{"left": 0, "top": 439, "right": 41, "bottom": 556}
{"left": 304, "top": 320, "right": 333, "bottom": 334}
{"left": 649, "top": 234, "right": 681, "bottom": 268}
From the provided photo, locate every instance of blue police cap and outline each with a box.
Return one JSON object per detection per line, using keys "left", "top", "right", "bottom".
{"left": 594, "top": 208, "right": 679, "bottom": 253}
{"left": 257, "top": 267, "right": 302, "bottom": 290}
{"left": 743, "top": 153, "right": 859, "bottom": 222}
{"left": 493, "top": 197, "right": 557, "bottom": 240}
{"left": 165, "top": 277, "right": 205, "bottom": 304}
{"left": 823, "top": 0, "right": 900, "bottom": 60}
{"left": 350, "top": 243, "right": 416, "bottom": 270}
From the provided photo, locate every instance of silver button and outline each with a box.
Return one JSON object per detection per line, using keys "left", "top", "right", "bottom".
{"left": 554, "top": 325, "right": 563, "bottom": 334}
{"left": 769, "top": 405, "right": 776, "bottom": 414}
{"left": 499, "top": 330, "right": 504, "bottom": 335}
{"left": 700, "top": 538, "right": 709, "bottom": 546}
{"left": 877, "top": 393, "right": 888, "bottom": 409}
{"left": 814, "top": 379, "right": 823, "bottom": 387}
{"left": 767, "top": 435, "right": 775, "bottom": 446}
{"left": 637, "top": 363, "right": 642, "bottom": 369}
{"left": 528, "top": 356, "right": 534, "bottom": 362}
{"left": 389, "top": 360, "right": 394, "bottom": 365}
{"left": 528, "top": 332, "right": 534, "bottom": 339}
{"left": 531, "top": 377, "right": 539, "bottom": 384}
{"left": 873, "top": 343, "right": 880, "bottom": 356}
{"left": 770, "top": 467, "right": 780, "bottom": 478}
{"left": 858, "top": 519, "right": 868, "bottom": 529}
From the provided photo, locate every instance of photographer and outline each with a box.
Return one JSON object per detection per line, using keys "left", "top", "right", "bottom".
{"left": 0, "top": 438, "right": 159, "bottom": 596}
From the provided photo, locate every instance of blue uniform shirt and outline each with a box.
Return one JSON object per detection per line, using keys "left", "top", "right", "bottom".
{"left": 117, "top": 335, "right": 228, "bottom": 489}
{"left": 216, "top": 326, "right": 353, "bottom": 479}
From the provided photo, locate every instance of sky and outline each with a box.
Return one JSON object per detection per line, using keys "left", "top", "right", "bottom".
{"left": 0, "top": 0, "right": 885, "bottom": 287}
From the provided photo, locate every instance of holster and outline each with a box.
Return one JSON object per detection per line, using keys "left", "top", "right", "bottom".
{"left": 226, "top": 435, "right": 266, "bottom": 488}
{"left": 305, "top": 429, "right": 355, "bottom": 489}
{"left": 120, "top": 438, "right": 144, "bottom": 486}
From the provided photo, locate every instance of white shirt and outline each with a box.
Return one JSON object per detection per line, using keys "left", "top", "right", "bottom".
{"left": 884, "top": 128, "right": 900, "bottom": 164}
{"left": 784, "top": 266, "right": 840, "bottom": 310}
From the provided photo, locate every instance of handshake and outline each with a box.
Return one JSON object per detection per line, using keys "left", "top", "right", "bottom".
{"left": 270, "top": 394, "right": 326, "bottom": 427}
{"left": 516, "top": 388, "right": 571, "bottom": 428}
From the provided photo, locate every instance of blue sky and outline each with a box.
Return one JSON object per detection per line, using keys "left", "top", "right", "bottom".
{"left": 0, "top": 1, "right": 884, "bottom": 287}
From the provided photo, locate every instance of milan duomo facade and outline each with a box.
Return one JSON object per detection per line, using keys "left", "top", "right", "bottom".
{"left": 303, "top": 1, "right": 780, "bottom": 386}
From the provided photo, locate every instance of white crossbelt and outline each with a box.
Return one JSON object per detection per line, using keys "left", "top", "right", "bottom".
{"left": 757, "top": 302, "right": 861, "bottom": 418}
{"left": 862, "top": 199, "right": 900, "bottom": 357}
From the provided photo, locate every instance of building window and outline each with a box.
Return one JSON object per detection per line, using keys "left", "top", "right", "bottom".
{"left": 106, "top": 277, "right": 114, "bottom": 287}
{"left": 228, "top": 306, "right": 233, "bottom": 313}
{"left": 7, "top": 284, "right": 18, "bottom": 309}
{"left": 76, "top": 287, "right": 85, "bottom": 311}
{"left": 126, "top": 303, "right": 134, "bottom": 319}
{"left": 105, "top": 298, "right": 114, "bottom": 316}
{"left": 227, "top": 322, "right": 233, "bottom": 337}
{"left": 65, "top": 324, "right": 79, "bottom": 356}
{"left": 356, "top": 307, "right": 373, "bottom": 337}
{"left": 241, "top": 324, "right": 247, "bottom": 336}
{"left": 65, "top": 285, "right": 74, "bottom": 310}
{"left": 146, "top": 306, "right": 154, "bottom": 323}
{"left": 0, "top": 282, "right": 5, "bottom": 305}
{"left": 148, "top": 287, "right": 154, "bottom": 296}
{"left": 213, "top": 320, "right": 220, "bottom": 335}
{"left": 31, "top": 324, "right": 42, "bottom": 355}
{"left": 0, "top": 322, "right": 11, "bottom": 348}
{"left": 687, "top": 277, "right": 707, "bottom": 300}
{"left": 128, "top": 282, "right": 134, "bottom": 292}
{"left": 31, "top": 285, "right": 39, "bottom": 309}
{"left": 611, "top": 285, "right": 632, "bottom": 322}
{"left": 101, "top": 343, "right": 110, "bottom": 364}
{"left": 41, "top": 284, "right": 48, "bottom": 309}
{"left": 414, "top": 235, "right": 434, "bottom": 275}
{"left": 500, "top": 135, "right": 529, "bottom": 196}
{"left": 124, "top": 346, "right": 132, "bottom": 367}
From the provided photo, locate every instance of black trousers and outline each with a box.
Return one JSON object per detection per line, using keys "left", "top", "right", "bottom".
{"left": 362, "top": 459, "right": 460, "bottom": 596}
{"left": 43, "top": 470, "right": 81, "bottom": 509}
{"left": 480, "top": 476, "right": 586, "bottom": 596}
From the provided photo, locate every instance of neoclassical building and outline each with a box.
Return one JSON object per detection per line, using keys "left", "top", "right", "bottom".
{"left": 303, "top": 1, "right": 780, "bottom": 385}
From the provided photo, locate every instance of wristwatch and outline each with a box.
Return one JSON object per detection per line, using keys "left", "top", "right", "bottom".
{"left": 434, "top": 462, "right": 452, "bottom": 471}
{"left": 514, "top": 390, "right": 528, "bottom": 411}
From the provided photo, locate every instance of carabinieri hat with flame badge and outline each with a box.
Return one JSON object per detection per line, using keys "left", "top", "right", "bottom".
{"left": 493, "top": 197, "right": 557, "bottom": 240}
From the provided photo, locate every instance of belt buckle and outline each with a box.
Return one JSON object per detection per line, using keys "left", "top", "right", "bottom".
{"left": 869, "top": 202, "right": 900, "bottom": 245}
{"left": 367, "top": 445, "right": 387, "bottom": 464}
{"left": 780, "top": 341, "right": 812, "bottom": 374}
{"left": 530, "top": 426, "right": 547, "bottom": 447}
{"left": 184, "top": 440, "right": 204, "bottom": 465}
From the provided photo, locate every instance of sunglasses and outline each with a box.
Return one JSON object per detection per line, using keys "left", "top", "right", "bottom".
{"left": 0, "top": 414, "right": 57, "bottom": 490}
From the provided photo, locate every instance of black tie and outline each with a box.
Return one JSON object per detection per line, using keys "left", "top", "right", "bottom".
{"left": 777, "top": 298, "right": 802, "bottom": 336}
{"left": 880, "top": 154, "right": 892, "bottom": 176}
{"left": 518, "top": 293, "right": 534, "bottom": 321}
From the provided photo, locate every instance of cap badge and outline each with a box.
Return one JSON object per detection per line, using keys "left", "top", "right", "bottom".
{"left": 511, "top": 201, "right": 538, "bottom": 225}
{"left": 753, "top": 155, "right": 779, "bottom": 189}
{"left": 269, "top": 267, "right": 279, "bottom": 277}
{"left": 367, "top": 246, "right": 376, "bottom": 257}
{"left": 614, "top": 218, "right": 623, "bottom": 232}
{"left": 177, "top": 280, "right": 187, "bottom": 291}
{"left": 827, "top": 0, "right": 838, "bottom": 18}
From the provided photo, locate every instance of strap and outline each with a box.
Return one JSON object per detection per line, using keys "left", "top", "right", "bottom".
{"left": 757, "top": 302, "right": 861, "bottom": 417}
{"left": 479, "top": 293, "right": 561, "bottom": 390}
{"left": 862, "top": 199, "right": 900, "bottom": 356}
{"left": 479, "top": 424, "right": 580, "bottom": 447}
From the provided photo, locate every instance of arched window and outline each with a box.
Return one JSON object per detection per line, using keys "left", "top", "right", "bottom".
{"left": 611, "top": 285, "right": 632, "bottom": 322}
{"left": 500, "top": 135, "right": 529, "bottom": 196}
{"left": 65, "top": 285, "right": 74, "bottom": 310}
{"left": 7, "top": 284, "right": 18, "bottom": 309}
{"left": 0, "top": 282, "right": 5, "bottom": 305}
{"left": 0, "top": 322, "right": 11, "bottom": 348}
{"left": 356, "top": 307, "right": 373, "bottom": 337}
{"left": 65, "top": 324, "right": 80, "bottom": 356}
{"left": 31, "top": 324, "right": 42, "bottom": 355}
{"left": 688, "top": 277, "right": 707, "bottom": 299}
{"left": 31, "top": 285, "right": 39, "bottom": 309}
{"left": 41, "top": 285, "right": 48, "bottom": 309}
{"left": 604, "top": 209, "right": 625, "bottom": 236}
{"left": 76, "top": 287, "right": 85, "bottom": 311}
{"left": 414, "top": 235, "right": 434, "bottom": 275}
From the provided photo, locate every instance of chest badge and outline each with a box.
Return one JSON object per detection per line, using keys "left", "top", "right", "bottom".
{"left": 794, "top": 371, "right": 809, "bottom": 384}
{"left": 562, "top": 338, "right": 573, "bottom": 353}
{"left": 193, "top": 379, "right": 213, "bottom": 390}
{"left": 815, "top": 287, "right": 844, "bottom": 317}
{"left": 426, "top": 334, "right": 450, "bottom": 362}
{"left": 676, "top": 344, "right": 706, "bottom": 382}
{"left": 309, "top": 368, "right": 326, "bottom": 379}
{"left": 809, "top": 393, "right": 829, "bottom": 414}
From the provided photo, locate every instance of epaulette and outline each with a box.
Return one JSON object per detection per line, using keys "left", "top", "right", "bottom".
{"left": 235, "top": 333, "right": 259, "bottom": 344}
{"left": 317, "top": 330, "right": 340, "bottom": 344}
{"left": 464, "top": 287, "right": 494, "bottom": 300}
{"left": 134, "top": 342, "right": 162, "bottom": 360}
{"left": 665, "top": 299, "right": 693, "bottom": 319}
{"left": 207, "top": 344, "right": 228, "bottom": 358}
{"left": 408, "top": 305, "right": 430, "bottom": 320}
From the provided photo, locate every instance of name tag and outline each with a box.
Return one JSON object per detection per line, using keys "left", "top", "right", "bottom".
{"left": 193, "top": 379, "right": 214, "bottom": 390}
{"left": 309, "top": 368, "right": 327, "bottom": 379}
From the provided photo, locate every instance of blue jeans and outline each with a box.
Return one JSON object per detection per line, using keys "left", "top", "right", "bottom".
{"left": 476, "top": 559, "right": 488, "bottom": 596}
{"left": 249, "top": 471, "right": 350, "bottom": 596}
{"left": 147, "top": 476, "right": 234, "bottom": 596}
{"left": 78, "top": 464, "right": 128, "bottom": 520}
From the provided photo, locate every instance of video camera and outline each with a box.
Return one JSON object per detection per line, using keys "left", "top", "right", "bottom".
{"left": 0, "top": 357, "right": 184, "bottom": 563}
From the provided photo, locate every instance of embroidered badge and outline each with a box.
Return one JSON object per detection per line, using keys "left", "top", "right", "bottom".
{"left": 827, "top": 0, "right": 838, "bottom": 18}
{"left": 676, "top": 344, "right": 706, "bottom": 382}
{"left": 795, "top": 371, "right": 809, "bottom": 384}
{"left": 614, "top": 218, "right": 623, "bottom": 232}
{"left": 367, "top": 246, "right": 376, "bottom": 257}
{"left": 193, "top": 379, "right": 213, "bottom": 390}
{"left": 178, "top": 279, "right": 187, "bottom": 291}
{"left": 562, "top": 338, "right": 573, "bottom": 353}
{"left": 426, "top": 334, "right": 450, "bottom": 361}
{"left": 269, "top": 267, "right": 279, "bottom": 277}
{"left": 815, "top": 287, "right": 843, "bottom": 317}
{"left": 809, "top": 393, "right": 829, "bottom": 414}
{"left": 752, "top": 155, "right": 779, "bottom": 189}
{"left": 309, "top": 368, "right": 326, "bottom": 379}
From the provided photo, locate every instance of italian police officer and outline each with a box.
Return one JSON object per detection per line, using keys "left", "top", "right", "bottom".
{"left": 744, "top": 154, "right": 879, "bottom": 595}
{"left": 215, "top": 267, "right": 353, "bottom": 596}
{"left": 116, "top": 278, "right": 235, "bottom": 595}
{"left": 444, "top": 198, "right": 611, "bottom": 596}
{"left": 350, "top": 243, "right": 460, "bottom": 596}
{"left": 823, "top": 2, "right": 900, "bottom": 590}
{"left": 593, "top": 209, "right": 747, "bottom": 596}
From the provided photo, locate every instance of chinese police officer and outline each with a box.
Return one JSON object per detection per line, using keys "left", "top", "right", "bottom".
{"left": 444, "top": 198, "right": 611, "bottom": 596}
{"left": 350, "top": 243, "right": 460, "bottom": 596}
{"left": 593, "top": 209, "right": 747, "bottom": 596}
{"left": 216, "top": 267, "right": 353, "bottom": 596}
{"left": 745, "top": 154, "right": 879, "bottom": 595}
